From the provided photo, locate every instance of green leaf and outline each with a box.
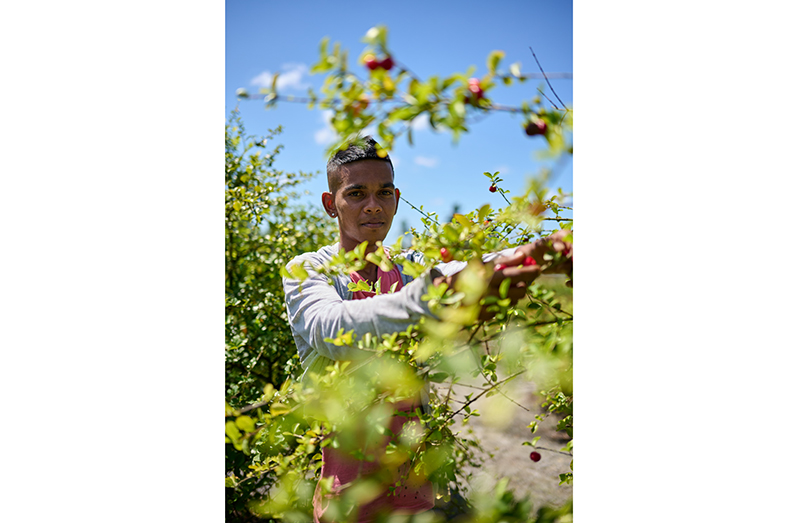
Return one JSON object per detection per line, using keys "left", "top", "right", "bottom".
{"left": 487, "top": 50, "right": 505, "bottom": 75}
{"left": 499, "top": 278, "right": 511, "bottom": 299}
{"left": 347, "top": 280, "right": 373, "bottom": 293}
{"left": 288, "top": 263, "right": 309, "bottom": 281}
{"left": 225, "top": 420, "right": 242, "bottom": 442}
{"left": 428, "top": 372, "right": 449, "bottom": 383}
{"left": 271, "top": 72, "right": 280, "bottom": 93}
{"left": 235, "top": 415, "right": 255, "bottom": 433}
{"left": 270, "top": 403, "right": 291, "bottom": 416}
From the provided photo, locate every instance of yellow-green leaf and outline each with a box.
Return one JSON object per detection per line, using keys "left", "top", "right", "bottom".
{"left": 235, "top": 415, "right": 255, "bottom": 433}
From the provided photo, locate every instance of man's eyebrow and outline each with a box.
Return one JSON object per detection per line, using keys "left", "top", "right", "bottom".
{"left": 342, "top": 182, "right": 395, "bottom": 191}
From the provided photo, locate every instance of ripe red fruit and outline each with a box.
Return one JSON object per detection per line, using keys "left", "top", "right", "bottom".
{"left": 494, "top": 263, "right": 507, "bottom": 272}
{"left": 489, "top": 185, "right": 497, "bottom": 193}
{"left": 467, "top": 78, "right": 484, "bottom": 99}
{"left": 525, "top": 120, "right": 548, "bottom": 136}
{"left": 440, "top": 248, "right": 452, "bottom": 263}
{"left": 364, "top": 54, "right": 380, "bottom": 70}
{"left": 530, "top": 451, "right": 541, "bottom": 462}
{"left": 523, "top": 256, "right": 536, "bottom": 267}
{"left": 379, "top": 56, "right": 394, "bottom": 70}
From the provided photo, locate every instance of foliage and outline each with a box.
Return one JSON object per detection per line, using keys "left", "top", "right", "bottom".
{"left": 237, "top": 25, "right": 572, "bottom": 159}
{"left": 227, "top": 26, "right": 574, "bottom": 522}
{"left": 225, "top": 112, "right": 337, "bottom": 519}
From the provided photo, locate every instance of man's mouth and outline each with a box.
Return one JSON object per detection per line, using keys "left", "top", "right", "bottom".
{"left": 362, "top": 221, "right": 385, "bottom": 228}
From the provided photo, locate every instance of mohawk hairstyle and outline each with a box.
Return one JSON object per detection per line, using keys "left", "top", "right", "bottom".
{"left": 326, "top": 135, "right": 394, "bottom": 193}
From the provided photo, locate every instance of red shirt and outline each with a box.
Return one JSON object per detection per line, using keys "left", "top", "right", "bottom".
{"left": 313, "top": 263, "right": 434, "bottom": 522}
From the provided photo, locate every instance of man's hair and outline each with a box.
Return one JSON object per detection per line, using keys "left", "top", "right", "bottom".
{"left": 326, "top": 135, "right": 394, "bottom": 193}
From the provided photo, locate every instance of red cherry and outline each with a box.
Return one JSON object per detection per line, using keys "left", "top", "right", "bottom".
{"left": 523, "top": 256, "right": 536, "bottom": 267}
{"left": 440, "top": 248, "right": 452, "bottom": 263}
{"left": 467, "top": 78, "right": 484, "bottom": 99}
{"left": 525, "top": 120, "right": 548, "bottom": 136}
{"left": 489, "top": 185, "right": 497, "bottom": 193}
{"left": 494, "top": 263, "right": 507, "bottom": 271}
{"left": 364, "top": 54, "right": 380, "bottom": 70}
{"left": 530, "top": 451, "right": 541, "bottom": 462}
{"left": 379, "top": 56, "right": 394, "bottom": 70}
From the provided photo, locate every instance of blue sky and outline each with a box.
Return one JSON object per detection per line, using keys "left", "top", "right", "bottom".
{"left": 226, "top": 0, "right": 573, "bottom": 245}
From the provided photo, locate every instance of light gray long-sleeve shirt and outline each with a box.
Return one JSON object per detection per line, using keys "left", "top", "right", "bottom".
{"left": 282, "top": 242, "right": 514, "bottom": 379}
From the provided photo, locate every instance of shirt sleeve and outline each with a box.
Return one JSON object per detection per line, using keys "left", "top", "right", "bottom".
{"left": 435, "top": 247, "right": 519, "bottom": 276}
{"left": 283, "top": 255, "right": 439, "bottom": 362}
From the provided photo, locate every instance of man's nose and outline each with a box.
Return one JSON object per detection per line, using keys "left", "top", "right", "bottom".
{"left": 364, "top": 194, "right": 382, "bottom": 213}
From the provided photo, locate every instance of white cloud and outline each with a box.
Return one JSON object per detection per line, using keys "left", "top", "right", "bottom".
{"left": 410, "top": 114, "right": 430, "bottom": 132}
{"left": 250, "top": 63, "right": 310, "bottom": 91}
{"left": 314, "top": 127, "right": 336, "bottom": 145}
{"left": 414, "top": 156, "right": 439, "bottom": 168}
{"left": 314, "top": 110, "right": 336, "bottom": 145}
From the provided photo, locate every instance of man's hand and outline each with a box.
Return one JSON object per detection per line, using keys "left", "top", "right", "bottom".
{"left": 510, "top": 229, "right": 573, "bottom": 280}
{"left": 432, "top": 230, "right": 573, "bottom": 320}
{"left": 483, "top": 230, "right": 573, "bottom": 317}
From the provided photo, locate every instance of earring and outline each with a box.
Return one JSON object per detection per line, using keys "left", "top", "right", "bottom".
{"left": 331, "top": 212, "right": 336, "bottom": 217}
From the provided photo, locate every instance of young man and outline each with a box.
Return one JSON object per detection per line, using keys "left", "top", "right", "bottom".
{"left": 282, "top": 136, "right": 571, "bottom": 522}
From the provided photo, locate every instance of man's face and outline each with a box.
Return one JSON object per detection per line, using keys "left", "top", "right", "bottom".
{"left": 323, "top": 159, "right": 399, "bottom": 251}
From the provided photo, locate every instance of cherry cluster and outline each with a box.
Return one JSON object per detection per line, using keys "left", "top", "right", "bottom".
{"left": 364, "top": 54, "right": 394, "bottom": 71}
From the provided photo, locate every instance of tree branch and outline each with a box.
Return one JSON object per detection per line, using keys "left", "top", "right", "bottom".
{"left": 529, "top": 46, "right": 567, "bottom": 109}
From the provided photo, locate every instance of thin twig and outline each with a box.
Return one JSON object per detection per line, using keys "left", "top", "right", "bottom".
{"left": 537, "top": 87, "right": 559, "bottom": 111}
{"left": 529, "top": 46, "right": 566, "bottom": 109}
{"left": 400, "top": 195, "right": 439, "bottom": 225}
{"left": 468, "top": 346, "right": 532, "bottom": 413}
{"left": 442, "top": 370, "right": 526, "bottom": 424}
{"left": 245, "top": 93, "right": 568, "bottom": 116}
{"left": 479, "top": 318, "right": 573, "bottom": 344}
{"left": 495, "top": 72, "right": 573, "bottom": 81}
{"left": 535, "top": 445, "right": 573, "bottom": 457}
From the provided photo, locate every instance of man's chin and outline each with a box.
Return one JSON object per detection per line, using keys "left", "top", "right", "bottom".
{"left": 361, "top": 227, "right": 389, "bottom": 243}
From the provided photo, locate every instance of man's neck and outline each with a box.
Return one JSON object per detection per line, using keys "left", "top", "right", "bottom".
{"left": 339, "top": 236, "right": 381, "bottom": 285}
{"left": 338, "top": 235, "right": 381, "bottom": 256}
{"left": 357, "top": 263, "right": 379, "bottom": 285}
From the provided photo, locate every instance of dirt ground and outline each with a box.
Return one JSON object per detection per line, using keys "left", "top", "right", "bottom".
{"left": 443, "top": 377, "right": 573, "bottom": 512}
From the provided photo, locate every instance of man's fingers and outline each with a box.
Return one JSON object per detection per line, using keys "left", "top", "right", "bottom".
{"left": 492, "top": 265, "right": 541, "bottom": 284}
{"left": 506, "top": 287, "right": 527, "bottom": 301}
{"left": 488, "top": 272, "right": 537, "bottom": 300}
{"left": 492, "top": 250, "right": 525, "bottom": 270}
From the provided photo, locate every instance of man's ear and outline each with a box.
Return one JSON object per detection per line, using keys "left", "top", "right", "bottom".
{"left": 394, "top": 188, "right": 401, "bottom": 214}
{"left": 321, "top": 192, "right": 336, "bottom": 217}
